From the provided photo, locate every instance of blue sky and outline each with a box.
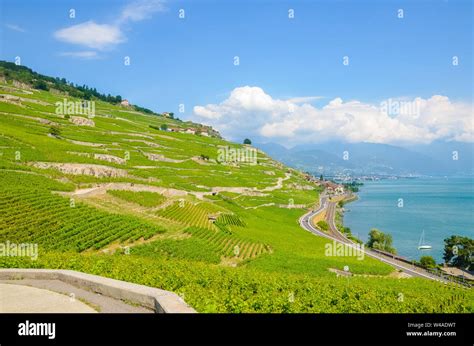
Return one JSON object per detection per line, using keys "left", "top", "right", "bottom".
{"left": 1, "top": 0, "right": 472, "bottom": 144}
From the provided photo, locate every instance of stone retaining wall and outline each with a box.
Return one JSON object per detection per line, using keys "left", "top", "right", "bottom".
{"left": 0, "top": 269, "right": 196, "bottom": 313}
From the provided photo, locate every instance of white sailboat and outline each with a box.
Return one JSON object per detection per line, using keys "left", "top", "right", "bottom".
{"left": 418, "top": 230, "right": 432, "bottom": 250}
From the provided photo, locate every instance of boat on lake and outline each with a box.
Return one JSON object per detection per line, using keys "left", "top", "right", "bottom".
{"left": 418, "top": 230, "right": 432, "bottom": 250}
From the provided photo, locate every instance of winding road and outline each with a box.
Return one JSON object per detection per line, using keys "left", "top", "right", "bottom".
{"left": 299, "top": 195, "right": 449, "bottom": 282}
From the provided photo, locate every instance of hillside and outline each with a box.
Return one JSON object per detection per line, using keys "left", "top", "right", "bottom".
{"left": 0, "top": 62, "right": 471, "bottom": 313}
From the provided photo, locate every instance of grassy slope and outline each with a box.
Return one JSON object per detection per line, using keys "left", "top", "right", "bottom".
{"left": 0, "top": 77, "right": 472, "bottom": 313}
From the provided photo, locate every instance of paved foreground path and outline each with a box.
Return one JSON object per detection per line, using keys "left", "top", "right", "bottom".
{"left": 0, "top": 279, "right": 154, "bottom": 313}
{"left": 0, "top": 283, "right": 97, "bottom": 313}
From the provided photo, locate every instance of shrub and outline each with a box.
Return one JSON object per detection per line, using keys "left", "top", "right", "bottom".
{"left": 419, "top": 256, "right": 437, "bottom": 269}
{"left": 49, "top": 126, "right": 61, "bottom": 137}
{"left": 317, "top": 220, "right": 329, "bottom": 231}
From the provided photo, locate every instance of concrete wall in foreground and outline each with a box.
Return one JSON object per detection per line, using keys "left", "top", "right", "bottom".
{"left": 0, "top": 269, "right": 196, "bottom": 313}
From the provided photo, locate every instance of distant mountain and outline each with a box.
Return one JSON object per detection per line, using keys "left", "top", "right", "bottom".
{"left": 403, "top": 141, "right": 474, "bottom": 175}
{"left": 253, "top": 142, "right": 289, "bottom": 159}
{"left": 254, "top": 141, "right": 473, "bottom": 176}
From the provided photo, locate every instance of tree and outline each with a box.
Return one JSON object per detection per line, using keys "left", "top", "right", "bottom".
{"left": 366, "top": 228, "right": 396, "bottom": 254}
{"left": 319, "top": 174, "right": 323, "bottom": 181}
{"left": 243, "top": 138, "right": 252, "bottom": 145}
{"left": 160, "top": 124, "right": 168, "bottom": 131}
{"left": 33, "top": 80, "right": 49, "bottom": 91}
{"left": 49, "top": 126, "right": 61, "bottom": 137}
{"left": 443, "top": 235, "right": 473, "bottom": 270}
{"left": 419, "top": 256, "right": 436, "bottom": 269}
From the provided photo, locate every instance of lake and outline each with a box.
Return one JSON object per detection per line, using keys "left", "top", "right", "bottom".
{"left": 343, "top": 177, "right": 474, "bottom": 262}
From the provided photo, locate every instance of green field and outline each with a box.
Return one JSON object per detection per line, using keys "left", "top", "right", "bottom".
{"left": 0, "top": 62, "right": 472, "bottom": 313}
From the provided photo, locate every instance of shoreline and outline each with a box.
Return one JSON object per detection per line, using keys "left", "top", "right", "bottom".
{"left": 339, "top": 178, "right": 473, "bottom": 264}
{"left": 333, "top": 192, "right": 360, "bottom": 243}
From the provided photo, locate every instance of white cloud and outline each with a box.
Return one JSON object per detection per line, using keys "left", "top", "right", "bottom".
{"left": 54, "top": 21, "right": 124, "bottom": 50}
{"left": 59, "top": 51, "right": 99, "bottom": 59}
{"left": 5, "top": 24, "right": 26, "bottom": 32}
{"left": 193, "top": 106, "right": 221, "bottom": 120}
{"left": 118, "top": 0, "right": 166, "bottom": 23}
{"left": 192, "top": 86, "right": 473, "bottom": 145}
{"left": 54, "top": 0, "right": 166, "bottom": 56}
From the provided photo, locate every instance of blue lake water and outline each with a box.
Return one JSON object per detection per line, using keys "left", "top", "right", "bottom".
{"left": 343, "top": 177, "right": 474, "bottom": 262}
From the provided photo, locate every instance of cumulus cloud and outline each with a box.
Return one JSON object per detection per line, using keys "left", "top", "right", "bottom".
{"left": 54, "top": 0, "right": 166, "bottom": 56}
{"left": 54, "top": 21, "right": 124, "bottom": 50}
{"left": 192, "top": 86, "right": 473, "bottom": 145}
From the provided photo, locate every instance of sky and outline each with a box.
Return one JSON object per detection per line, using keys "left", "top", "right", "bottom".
{"left": 0, "top": 0, "right": 472, "bottom": 145}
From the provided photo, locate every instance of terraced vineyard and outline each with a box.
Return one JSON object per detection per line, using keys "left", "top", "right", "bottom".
{"left": 0, "top": 172, "right": 165, "bottom": 251}
{"left": 216, "top": 214, "right": 246, "bottom": 227}
{"left": 0, "top": 62, "right": 471, "bottom": 313}
{"left": 107, "top": 190, "right": 166, "bottom": 208}
{"left": 214, "top": 213, "right": 246, "bottom": 234}
{"left": 185, "top": 226, "right": 271, "bottom": 261}
{"left": 157, "top": 201, "right": 216, "bottom": 230}
{"left": 1, "top": 251, "right": 472, "bottom": 313}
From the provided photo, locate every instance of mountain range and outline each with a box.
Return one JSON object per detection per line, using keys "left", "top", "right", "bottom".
{"left": 255, "top": 141, "right": 473, "bottom": 177}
